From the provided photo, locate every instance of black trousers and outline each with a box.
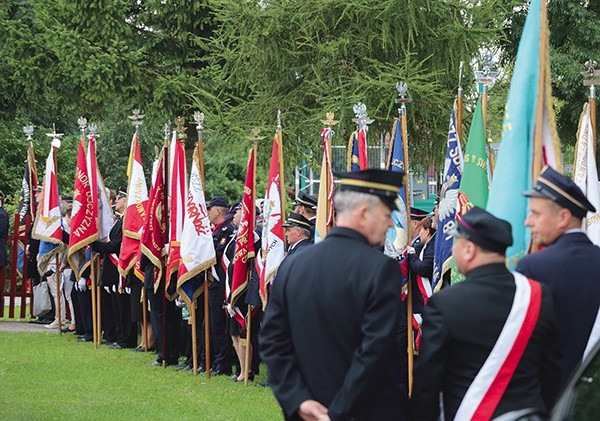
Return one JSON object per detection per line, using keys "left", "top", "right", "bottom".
{"left": 148, "top": 286, "right": 182, "bottom": 365}
{"left": 208, "top": 281, "right": 232, "bottom": 372}
{"left": 74, "top": 288, "right": 93, "bottom": 339}
{"left": 113, "top": 290, "right": 137, "bottom": 348}
{"left": 101, "top": 287, "right": 117, "bottom": 342}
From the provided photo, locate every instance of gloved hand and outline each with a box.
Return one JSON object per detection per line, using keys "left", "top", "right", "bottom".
{"left": 104, "top": 286, "right": 110, "bottom": 293}
{"left": 77, "top": 278, "right": 87, "bottom": 291}
{"left": 405, "top": 246, "right": 416, "bottom": 255}
{"left": 125, "top": 287, "right": 131, "bottom": 295}
{"left": 225, "top": 303, "right": 236, "bottom": 318}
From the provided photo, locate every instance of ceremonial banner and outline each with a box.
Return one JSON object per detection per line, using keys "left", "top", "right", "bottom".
{"left": 17, "top": 144, "right": 38, "bottom": 222}
{"left": 86, "top": 135, "right": 113, "bottom": 240}
{"left": 32, "top": 143, "right": 62, "bottom": 244}
{"left": 141, "top": 152, "right": 167, "bottom": 292}
{"left": 166, "top": 132, "right": 187, "bottom": 293}
{"left": 67, "top": 137, "right": 98, "bottom": 277}
{"left": 486, "top": 0, "right": 562, "bottom": 269}
{"left": 573, "top": 103, "right": 600, "bottom": 245}
{"left": 385, "top": 118, "right": 410, "bottom": 258}
{"left": 119, "top": 132, "right": 149, "bottom": 277}
{"left": 32, "top": 140, "right": 63, "bottom": 274}
{"left": 432, "top": 103, "right": 463, "bottom": 291}
{"left": 347, "top": 131, "right": 364, "bottom": 172}
{"left": 258, "top": 133, "right": 285, "bottom": 309}
{"left": 457, "top": 97, "right": 488, "bottom": 215}
{"left": 177, "top": 145, "right": 216, "bottom": 305}
{"left": 16, "top": 143, "right": 38, "bottom": 275}
{"left": 315, "top": 127, "right": 335, "bottom": 243}
{"left": 230, "top": 146, "right": 256, "bottom": 307}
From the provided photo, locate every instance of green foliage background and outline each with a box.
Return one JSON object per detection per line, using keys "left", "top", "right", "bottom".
{"left": 0, "top": 0, "right": 598, "bottom": 206}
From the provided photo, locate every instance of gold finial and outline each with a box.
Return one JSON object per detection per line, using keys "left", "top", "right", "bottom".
{"left": 320, "top": 112, "right": 339, "bottom": 127}
{"left": 175, "top": 116, "right": 187, "bottom": 142}
{"left": 246, "top": 127, "right": 266, "bottom": 141}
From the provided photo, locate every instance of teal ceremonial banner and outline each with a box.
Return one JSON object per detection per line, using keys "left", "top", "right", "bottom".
{"left": 486, "top": 0, "right": 561, "bottom": 269}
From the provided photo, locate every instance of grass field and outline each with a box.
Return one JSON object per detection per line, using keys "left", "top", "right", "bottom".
{"left": 0, "top": 331, "right": 281, "bottom": 420}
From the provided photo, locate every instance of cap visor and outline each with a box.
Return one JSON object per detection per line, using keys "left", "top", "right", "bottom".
{"left": 522, "top": 188, "right": 554, "bottom": 200}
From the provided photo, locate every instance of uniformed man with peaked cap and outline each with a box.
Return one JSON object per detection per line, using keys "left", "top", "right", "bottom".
{"left": 282, "top": 212, "right": 313, "bottom": 257}
{"left": 517, "top": 165, "right": 600, "bottom": 388}
{"left": 262, "top": 169, "right": 408, "bottom": 421}
{"left": 293, "top": 192, "right": 318, "bottom": 242}
{"left": 413, "top": 207, "right": 561, "bottom": 420}
{"left": 206, "top": 195, "right": 235, "bottom": 375}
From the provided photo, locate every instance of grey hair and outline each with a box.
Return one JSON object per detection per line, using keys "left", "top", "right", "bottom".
{"left": 334, "top": 190, "right": 381, "bottom": 216}
{"left": 298, "top": 227, "right": 311, "bottom": 238}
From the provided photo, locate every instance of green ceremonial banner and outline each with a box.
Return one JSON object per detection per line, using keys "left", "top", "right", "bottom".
{"left": 451, "top": 97, "right": 489, "bottom": 283}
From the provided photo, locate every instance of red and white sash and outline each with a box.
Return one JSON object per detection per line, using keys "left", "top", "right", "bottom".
{"left": 415, "top": 242, "right": 433, "bottom": 305}
{"left": 454, "top": 272, "right": 541, "bottom": 421}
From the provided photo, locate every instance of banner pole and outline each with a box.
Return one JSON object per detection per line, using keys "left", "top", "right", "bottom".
{"left": 204, "top": 273, "right": 211, "bottom": 379}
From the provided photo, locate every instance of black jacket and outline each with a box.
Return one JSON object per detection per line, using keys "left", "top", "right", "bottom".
{"left": 517, "top": 231, "right": 600, "bottom": 387}
{"left": 91, "top": 218, "right": 122, "bottom": 288}
{"left": 411, "top": 263, "right": 561, "bottom": 420}
{"left": 285, "top": 238, "right": 311, "bottom": 258}
{"left": 261, "top": 227, "right": 407, "bottom": 421}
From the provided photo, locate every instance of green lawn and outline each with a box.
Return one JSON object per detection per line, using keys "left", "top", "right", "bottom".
{"left": 0, "top": 305, "right": 31, "bottom": 321}
{"left": 0, "top": 331, "right": 281, "bottom": 420}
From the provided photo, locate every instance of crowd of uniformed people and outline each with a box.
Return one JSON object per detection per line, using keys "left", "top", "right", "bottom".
{"left": 6, "top": 163, "right": 600, "bottom": 421}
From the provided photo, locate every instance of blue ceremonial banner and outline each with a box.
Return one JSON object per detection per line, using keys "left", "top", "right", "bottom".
{"left": 486, "top": 0, "right": 561, "bottom": 269}
{"left": 432, "top": 104, "right": 463, "bottom": 291}
{"left": 384, "top": 118, "right": 409, "bottom": 259}
{"left": 347, "top": 131, "right": 361, "bottom": 172}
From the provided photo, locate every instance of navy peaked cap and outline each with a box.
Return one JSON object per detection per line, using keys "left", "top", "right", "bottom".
{"left": 523, "top": 165, "right": 596, "bottom": 219}
{"left": 450, "top": 206, "right": 513, "bottom": 254}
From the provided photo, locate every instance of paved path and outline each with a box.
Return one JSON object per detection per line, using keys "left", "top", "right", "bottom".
{"left": 0, "top": 320, "right": 55, "bottom": 333}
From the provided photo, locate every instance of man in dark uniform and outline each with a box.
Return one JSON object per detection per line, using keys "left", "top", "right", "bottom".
{"left": 408, "top": 207, "right": 428, "bottom": 247}
{"left": 412, "top": 207, "right": 561, "bottom": 420}
{"left": 282, "top": 212, "right": 313, "bottom": 258}
{"left": 517, "top": 165, "right": 600, "bottom": 388}
{"left": 293, "top": 192, "right": 317, "bottom": 242}
{"left": 92, "top": 187, "right": 136, "bottom": 349}
{"left": 261, "top": 169, "right": 407, "bottom": 421}
{"left": 207, "top": 196, "right": 235, "bottom": 375}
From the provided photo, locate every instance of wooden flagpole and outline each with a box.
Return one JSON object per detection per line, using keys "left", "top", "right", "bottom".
{"left": 162, "top": 124, "right": 170, "bottom": 368}
{"left": 396, "top": 82, "right": 414, "bottom": 396}
{"left": 582, "top": 60, "right": 599, "bottom": 171}
{"left": 96, "top": 257, "right": 101, "bottom": 345}
{"left": 243, "top": 303, "right": 252, "bottom": 386}
{"left": 194, "top": 118, "right": 210, "bottom": 378}
{"left": 192, "top": 111, "right": 207, "bottom": 377}
{"left": 90, "top": 253, "right": 98, "bottom": 347}
{"left": 142, "top": 288, "right": 148, "bottom": 351}
{"left": 50, "top": 131, "right": 63, "bottom": 335}
{"left": 457, "top": 61, "right": 464, "bottom": 147}
{"left": 475, "top": 57, "right": 498, "bottom": 178}
{"left": 204, "top": 273, "right": 211, "bottom": 379}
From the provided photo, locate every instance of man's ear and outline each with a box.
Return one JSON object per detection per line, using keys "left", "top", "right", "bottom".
{"left": 557, "top": 208, "right": 573, "bottom": 229}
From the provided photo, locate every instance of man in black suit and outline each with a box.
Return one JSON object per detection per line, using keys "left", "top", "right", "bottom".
{"left": 517, "top": 165, "right": 600, "bottom": 388}
{"left": 293, "top": 192, "right": 317, "bottom": 242}
{"left": 92, "top": 187, "right": 137, "bottom": 349}
{"left": 207, "top": 196, "right": 235, "bottom": 375}
{"left": 412, "top": 207, "right": 561, "bottom": 421}
{"left": 261, "top": 169, "right": 407, "bottom": 421}
{"left": 282, "top": 212, "right": 313, "bottom": 258}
